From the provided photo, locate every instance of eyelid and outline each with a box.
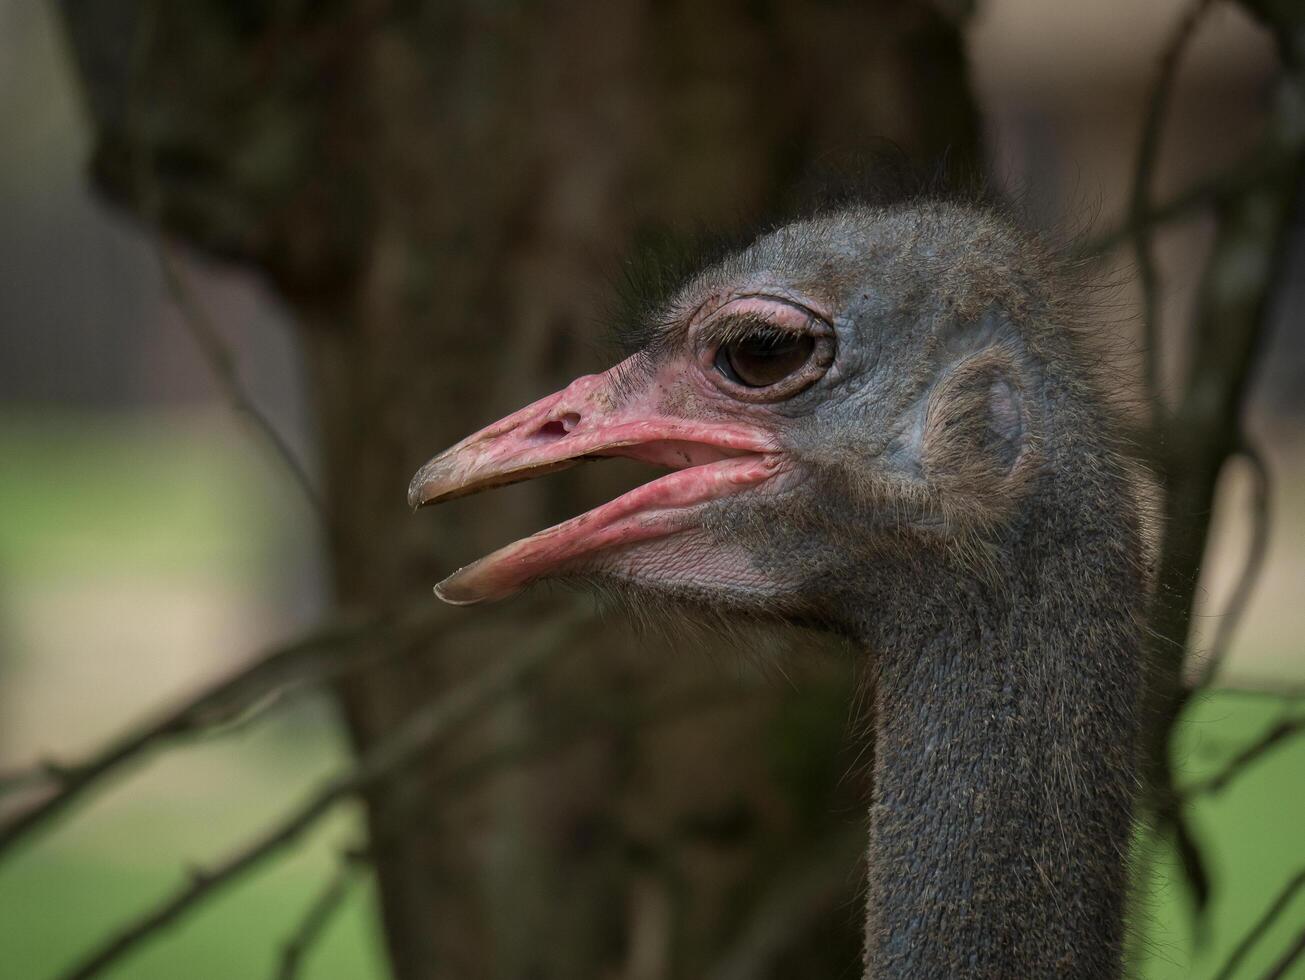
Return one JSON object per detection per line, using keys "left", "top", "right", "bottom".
{"left": 699, "top": 313, "right": 811, "bottom": 348}
{"left": 695, "top": 297, "right": 830, "bottom": 346}
{"left": 690, "top": 295, "right": 836, "bottom": 403}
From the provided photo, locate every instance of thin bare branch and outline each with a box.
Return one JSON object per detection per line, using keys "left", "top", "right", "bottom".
{"left": 1196, "top": 442, "right": 1273, "bottom": 688}
{"left": 1081, "top": 158, "right": 1291, "bottom": 257}
{"left": 1200, "top": 678, "right": 1305, "bottom": 700}
{"left": 54, "top": 612, "right": 580, "bottom": 980}
{"left": 1183, "top": 716, "right": 1305, "bottom": 798}
{"left": 370, "top": 682, "right": 751, "bottom": 849}
{"left": 0, "top": 762, "right": 63, "bottom": 802}
{"left": 1127, "top": 0, "right": 1256, "bottom": 919}
{"left": 157, "top": 243, "right": 326, "bottom": 521}
{"left": 0, "top": 604, "right": 438, "bottom": 863}
{"left": 709, "top": 823, "right": 866, "bottom": 980}
{"left": 273, "top": 852, "right": 366, "bottom": 980}
{"left": 119, "top": 5, "right": 324, "bottom": 523}
{"left": 1129, "top": 0, "right": 1214, "bottom": 425}
{"left": 1210, "top": 868, "right": 1305, "bottom": 980}
{"left": 1138, "top": 53, "right": 1305, "bottom": 913}
{"left": 1260, "top": 923, "right": 1305, "bottom": 980}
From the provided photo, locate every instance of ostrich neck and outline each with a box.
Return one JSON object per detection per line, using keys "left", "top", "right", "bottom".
{"left": 855, "top": 489, "right": 1142, "bottom": 978}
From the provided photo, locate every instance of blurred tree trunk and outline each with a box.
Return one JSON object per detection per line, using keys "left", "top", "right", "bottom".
{"left": 60, "top": 1, "right": 981, "bottom": 976}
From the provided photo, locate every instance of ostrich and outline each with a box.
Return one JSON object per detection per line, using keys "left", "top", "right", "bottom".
{"left": 408, "top": 202, "right": 1147, "bottom": 979}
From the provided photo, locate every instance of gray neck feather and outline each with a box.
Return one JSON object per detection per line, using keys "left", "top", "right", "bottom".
{"left": 854, "top": 472, "right": 1142, "bottom": 979}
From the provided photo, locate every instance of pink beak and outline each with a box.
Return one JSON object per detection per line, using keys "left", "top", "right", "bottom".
{"left": 408, "top": 356, "right": 782, "bottom": 604}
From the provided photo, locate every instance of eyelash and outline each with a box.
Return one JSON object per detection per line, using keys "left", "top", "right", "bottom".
{"left": 702, "top": 314, "right": 805, "bottom": 348}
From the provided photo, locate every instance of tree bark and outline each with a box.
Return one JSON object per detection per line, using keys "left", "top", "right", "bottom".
{"left": 59, "top": 1, "right": 982, "bottom": 976}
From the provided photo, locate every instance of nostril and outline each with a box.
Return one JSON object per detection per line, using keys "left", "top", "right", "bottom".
{"left": 537, "top": 412, "right": 581, "bottom": 439}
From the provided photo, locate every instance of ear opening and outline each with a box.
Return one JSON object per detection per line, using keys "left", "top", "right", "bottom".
{"left": 920, "top": 344, "right": 1037, "bottom": 525}
{"left": 983, "top": 373, "right": 1025, "bottom": 472}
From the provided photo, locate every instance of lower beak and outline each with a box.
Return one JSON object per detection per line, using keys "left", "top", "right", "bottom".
{"left": 408, "top": 356, "right": 781, "bottom": 604}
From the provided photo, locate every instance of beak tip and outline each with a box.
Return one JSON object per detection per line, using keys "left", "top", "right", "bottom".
{"left": 407, "top": 460, "right": 443, "bottom": 510}
{"left": 435, "top": 562, "right": 526, "bottom": 606}
{"left": 407, "top": 476, "right": 425, "bottom": 511}
{"left": 434, "top": 578, "right": 486, "bottom": 606}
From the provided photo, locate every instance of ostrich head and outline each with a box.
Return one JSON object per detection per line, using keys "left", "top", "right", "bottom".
{"left": 409, "top": 203, "right": 1058, "bottom": 638}
{"left": 410, "top": 201, "right": 1146, "bottom": 979}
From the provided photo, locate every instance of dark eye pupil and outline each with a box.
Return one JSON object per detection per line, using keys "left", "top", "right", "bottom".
{"left": 717, "top": 331, "right": 815, "bottom": 388}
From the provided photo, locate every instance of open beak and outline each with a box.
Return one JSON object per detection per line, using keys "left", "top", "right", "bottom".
{"left": 408, "top": 356, "right": 782, "bottom": 604}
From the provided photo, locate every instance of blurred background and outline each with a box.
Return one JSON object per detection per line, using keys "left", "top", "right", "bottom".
{"left": 1, "top": 1, "right": 1302, "bottom": 978}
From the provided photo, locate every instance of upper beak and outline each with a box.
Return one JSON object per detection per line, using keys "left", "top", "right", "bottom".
{"left": 408, "top": 355, "right": 781, "bottom": 604}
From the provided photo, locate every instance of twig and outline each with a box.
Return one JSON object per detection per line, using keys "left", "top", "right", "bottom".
{"left": 1081, "top": 159, "right": 1290, "bottom": 257}
{"left": 0, "top": 604, "right": 430, "bottom": 863}
{"left": 370, "top": 682, "right": 751, "bottom": 849}
{"left": 157, "top": 243, "right": 327, "bottom": 522}
{"left": 1238, "top": 0, "right": 1305, "bottom": 70}
{"left": 1125, "top": 0, "right": 1226, "bottom": 918}
{"left": 1128, "top": 0, "right": 1214, "bottom": 426}
{"left": 118, "top": 7, "right": 324, "bottom": 526}
{"left": 273, "top": 852, "right": 366, "bottom": 980}
{"left": 0, "top": 763, "right": 64, "bottom": 801}
{"left": 1210, "top": 868, "right": 1305, "bottom": 980}
{"left": 1183, "top": 716, "right": 1305, "bottom": 798}
{"left": 1260, "top": 923, "right": 1305, "bottom": 980}
{"left": 709, "top": 823, "right": 865, "bottom": 980}
{"left": 1138, "top": 52, "right": 1305, "bottom": 913}
{"left": 1199, "top": 678, "right": 1305, "bottom": 700}
{"left": 54, "top": 612, "right": 580, "bottom": 980}
{"left": 1196, "top": 442, "right": 1272, "bottom": 688}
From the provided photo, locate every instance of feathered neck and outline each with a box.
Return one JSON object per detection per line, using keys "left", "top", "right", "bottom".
{"left": 853, "top": 467, "right": 1144, "bottom": 978}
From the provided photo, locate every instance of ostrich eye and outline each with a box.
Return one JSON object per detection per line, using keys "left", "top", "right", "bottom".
{"left": 715, "top": 330, "right": 816, "bottom": 388}
{"left": 696, "top": 299, "right": 834, "bottom": 402}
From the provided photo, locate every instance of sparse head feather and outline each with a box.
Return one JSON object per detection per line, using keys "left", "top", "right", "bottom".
{"left": 488, "top": 184, "right": 1151, "bottom": 980}
{"left": 603, "top": 151, "right": 1002, "bottom": 361}
{"left": 590, "top": 195, "right": 1150, "bottom": 642}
